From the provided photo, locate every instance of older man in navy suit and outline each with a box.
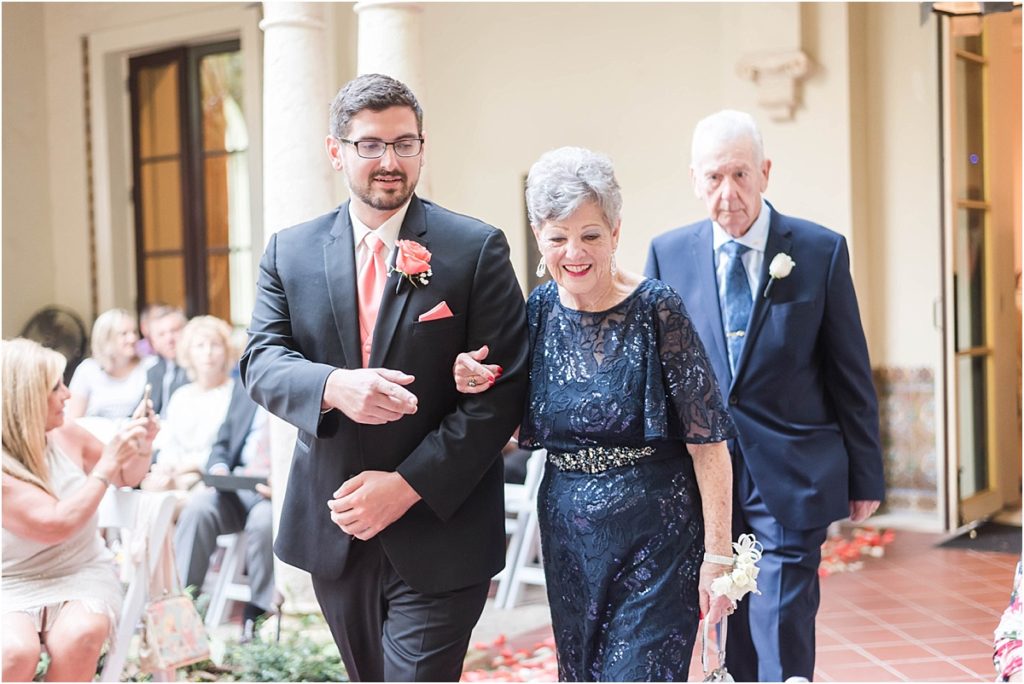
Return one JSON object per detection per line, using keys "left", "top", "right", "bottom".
{"left": 645, "top": 110, "right": 885, "bottom": 681}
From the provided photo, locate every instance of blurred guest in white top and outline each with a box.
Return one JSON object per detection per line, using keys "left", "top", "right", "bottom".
{"left": 67, "top": 309, "right": 147, "bottom": 422}
{"left": 142, "top": 316, "right": 234, "bottom": 494}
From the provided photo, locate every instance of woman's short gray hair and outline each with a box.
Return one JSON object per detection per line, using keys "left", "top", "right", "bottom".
{"left": 525, "top": 147, "right": 622, "bottom": 229}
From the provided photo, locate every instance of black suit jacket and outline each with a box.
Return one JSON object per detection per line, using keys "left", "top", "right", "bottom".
{"left": 240, "top": 196, "right": 529, "bottom": 593}
{"left": 206, "top": 380, "right": 260, "bottom": 473}
{"left": 145, "top": 357, "right": 189, "bottom": 416}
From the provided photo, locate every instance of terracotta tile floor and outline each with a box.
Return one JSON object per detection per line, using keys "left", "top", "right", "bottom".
{"left": 811, "top": 529, "right": 1018, "bottom": 682}
{"left": 498, "top": 529, "right": 1019, "bottom": 682}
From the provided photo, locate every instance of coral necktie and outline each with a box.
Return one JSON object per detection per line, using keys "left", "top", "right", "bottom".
{"left": 357, "top": 233, "right": 387, "bottom": 367}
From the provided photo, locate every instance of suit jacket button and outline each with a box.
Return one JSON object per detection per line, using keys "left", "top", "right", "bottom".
{"left": 729, "top": 395, "right": 738, "bottom": 405}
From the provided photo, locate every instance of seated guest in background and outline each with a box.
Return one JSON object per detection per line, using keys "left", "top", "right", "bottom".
{"left": 67, "top": 308, "right": 147, "bottom": 421}
{"left": 174, "top": 380, "right": 275, "bottom": 642}
{"left": 2, "top": 338, "right": 157, "bottom": 682}
{"left": 142, "top": 315, "right": 234, "bottom": 494}
{"left": 134, "top": 303, "right": 159, "bottom": 360}
{"left": 141, "top": 305, "right": 188, "bottom": 417}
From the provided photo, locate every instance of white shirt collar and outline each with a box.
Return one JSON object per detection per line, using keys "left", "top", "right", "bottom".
{"left": 349, "top": 199, "right": 411, "bottom": 254}
{"left": 712, "top": 198, "right": 771, "bottom": 254}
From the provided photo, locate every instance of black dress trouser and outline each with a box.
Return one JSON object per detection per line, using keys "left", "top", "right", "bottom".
{"left": 311, "top": 537, "right": 490, "bottom": 682}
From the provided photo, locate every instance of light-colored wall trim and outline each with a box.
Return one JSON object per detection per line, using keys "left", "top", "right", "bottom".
{"left": 86, "top": 4, "right": 263, "bottom": 312}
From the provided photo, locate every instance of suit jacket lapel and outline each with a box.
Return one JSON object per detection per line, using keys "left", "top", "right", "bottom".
{"left": 691, "top": 221, "right": 731, "bottom": 384}
{"left": 324, "top": 204, "right": 362, "bottom": 370}
{"left": 369, "top": 196, "right": 427, "bottom": 368}
{"left": 731, "top": 206, "right": 792, "bottom": 388}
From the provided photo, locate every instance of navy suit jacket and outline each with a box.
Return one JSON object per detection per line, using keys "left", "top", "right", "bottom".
{"left": 205, "top": 380, "right": 260, "bottom": 474}
{"left": 143, "top": 357, "right": 188, "bottom": 416}
{"left": 240, "top": 196, "right": 529, "bottom": 593}
{"left": 645, "top": 203, "right": 885, "bottom": 530}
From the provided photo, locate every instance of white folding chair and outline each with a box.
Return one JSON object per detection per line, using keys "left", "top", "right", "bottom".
{"left": 502, "top": 503, "right": 546, "bottom": 609}
{"left": 494, "top": 449, "right": 546, "bottom": 609}
{"left": 203, "top": 532, "right": 253, "bottom": 628}
{"left": 97, "top": 487, "right": 178, "bottom": 682}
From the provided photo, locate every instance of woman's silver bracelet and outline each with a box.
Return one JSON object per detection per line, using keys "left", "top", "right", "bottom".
{"left": 703, "top": 552, "right": 734, "bottom": 566}
{"left": 89, "top": 472, "right": 112, "bottom": 488}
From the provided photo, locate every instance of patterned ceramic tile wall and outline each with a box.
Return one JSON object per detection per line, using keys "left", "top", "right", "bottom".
{"left": 873, "top": 367, "right": 938, "bottom": 513}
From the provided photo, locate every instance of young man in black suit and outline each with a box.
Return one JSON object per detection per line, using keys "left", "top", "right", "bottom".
{"left": 240, "top": 74, "right": 529, "bottom": 682}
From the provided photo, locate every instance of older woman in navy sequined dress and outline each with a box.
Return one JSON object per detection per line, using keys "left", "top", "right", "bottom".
{"left": 454, "top": 147, "right": 736, "bottom": 681}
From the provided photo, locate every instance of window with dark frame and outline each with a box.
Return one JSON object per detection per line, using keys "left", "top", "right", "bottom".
{"left": 129, "top": 40, "right": 253, "bottom": 325}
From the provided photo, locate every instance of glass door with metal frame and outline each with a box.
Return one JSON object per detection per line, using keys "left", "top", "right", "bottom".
{"left": 942, "top": 9, "right": 1022, "bottom": 528}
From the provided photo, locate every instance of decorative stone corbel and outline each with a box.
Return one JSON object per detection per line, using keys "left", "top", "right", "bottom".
{"left": 736, "top": 50, "right": 812, "bottom": 122}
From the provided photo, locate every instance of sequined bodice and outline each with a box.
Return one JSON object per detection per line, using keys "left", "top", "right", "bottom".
{"left": 520, "top": 278, "right": 735, "bottom": 453}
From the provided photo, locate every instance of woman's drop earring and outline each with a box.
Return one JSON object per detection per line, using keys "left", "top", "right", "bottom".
{"left": 536, "top": 258, "right": 547, "bottom": 278}
{"left": 610, "top": 254, "right": 618, "bottom": 277}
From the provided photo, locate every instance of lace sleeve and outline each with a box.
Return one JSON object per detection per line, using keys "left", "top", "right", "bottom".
{"left": 653, "top": 285, "right": 736, "bottom": 443}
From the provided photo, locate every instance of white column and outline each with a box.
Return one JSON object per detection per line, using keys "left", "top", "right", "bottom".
{"left": 259, "top": 0, "right": 333, "bottom": 616}
{"left": 354, "top": 0, "right": 431, "bottom": 197}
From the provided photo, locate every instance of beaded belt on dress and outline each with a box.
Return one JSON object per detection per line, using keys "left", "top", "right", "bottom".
{"left": 547, "top": 445, "right": 657, "bottom": 474}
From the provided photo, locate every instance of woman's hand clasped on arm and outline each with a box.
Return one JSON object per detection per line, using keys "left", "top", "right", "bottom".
{"left": 452, "top": 345, "right": 502, "bottom": 394}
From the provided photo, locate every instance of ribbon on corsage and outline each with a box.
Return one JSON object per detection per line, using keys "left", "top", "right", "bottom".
{"left": 710, "top": 533, "right": 763, "bottom": 602}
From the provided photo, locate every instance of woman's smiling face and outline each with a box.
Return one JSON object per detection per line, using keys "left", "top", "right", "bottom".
{"left": 534, "top": 200, "right": 620, "bottom": 303}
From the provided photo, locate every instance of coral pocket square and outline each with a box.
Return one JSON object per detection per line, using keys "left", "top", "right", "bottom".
{"left": 418, "top": 301, "right": 454, "bottom": 322}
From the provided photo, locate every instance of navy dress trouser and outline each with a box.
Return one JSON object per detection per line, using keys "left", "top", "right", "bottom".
{"left": 726, "top": 455, "right": 829, "bottom": 682}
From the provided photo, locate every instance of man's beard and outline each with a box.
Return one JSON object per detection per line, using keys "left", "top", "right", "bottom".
{"left": 353, "top": 171, "right": 416, "bottom": 211}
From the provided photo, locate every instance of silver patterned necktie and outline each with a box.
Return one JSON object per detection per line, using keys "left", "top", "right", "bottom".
{"left": 720, "top": 241, "right": 752, "bottom": 374}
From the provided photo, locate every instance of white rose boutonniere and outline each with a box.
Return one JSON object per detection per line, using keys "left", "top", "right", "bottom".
{"left": 763, "top": 252, "right": 796, "bottom": 298}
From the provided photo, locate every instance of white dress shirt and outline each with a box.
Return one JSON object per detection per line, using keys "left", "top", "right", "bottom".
{"left": 348, "top": 200, "right": 411, "bottom": 267}
{"left": 712, "top": 198, "right": 772, "bottom": 300}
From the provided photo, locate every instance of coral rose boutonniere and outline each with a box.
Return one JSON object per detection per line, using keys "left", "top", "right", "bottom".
{"left": 763, "top": 252, "right": 796, "bottom": 298}
{"left": 390, "top": 239, "right": 432, "bottom": 293}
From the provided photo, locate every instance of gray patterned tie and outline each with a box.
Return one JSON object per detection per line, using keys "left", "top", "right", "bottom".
{"left": 721, "top": 241, "right": 752, "bottom": 374}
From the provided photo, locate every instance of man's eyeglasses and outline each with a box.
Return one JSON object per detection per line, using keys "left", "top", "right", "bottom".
{"left": 339, "top": 137, "right": 424, "bottom": 159}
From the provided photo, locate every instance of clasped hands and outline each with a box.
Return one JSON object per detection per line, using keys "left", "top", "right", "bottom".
{"left": 328, "top": 471, "right": 421, "bottom": 541}
{"left": 320, "top": 368, "right": 423, "bottom": 539}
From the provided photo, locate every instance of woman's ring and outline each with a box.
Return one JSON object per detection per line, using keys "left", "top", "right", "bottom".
{"left": 467, "top": 378, "right": 478, "bottom": 388}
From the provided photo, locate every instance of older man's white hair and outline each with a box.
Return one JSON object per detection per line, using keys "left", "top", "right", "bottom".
{"left": 690, "top": 110, "right": 766, "bottom": 168}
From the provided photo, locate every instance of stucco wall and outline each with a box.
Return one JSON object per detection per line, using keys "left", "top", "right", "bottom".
{"left": 3, "top": 3, "right": 54, "bottom": 336}
{"left": 5, "top": 2, "right": 943, "bottom": 372}
{"left": 861, "top": 2, "right": 942, "bottom": 369}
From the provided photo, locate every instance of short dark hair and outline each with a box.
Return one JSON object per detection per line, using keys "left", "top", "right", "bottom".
{"left": 328, "top": 73, "right": 423, "bottom": 139}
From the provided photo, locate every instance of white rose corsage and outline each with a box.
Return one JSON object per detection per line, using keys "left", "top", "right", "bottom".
{"left": 709, "top": 533, "right": 763, "bottom": 602}
{"left": 762, "top": 253, "right": 795, "bottom": 298}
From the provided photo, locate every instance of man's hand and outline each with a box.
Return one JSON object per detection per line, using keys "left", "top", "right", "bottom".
{"left": 849, "top": 499, "right": 880, "bottom": 523}
{"left": 327, "top": 471, "right": 422, "bottom": 540}
{"left": 321, "top": 368, "right": 418, "bottom": 425}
